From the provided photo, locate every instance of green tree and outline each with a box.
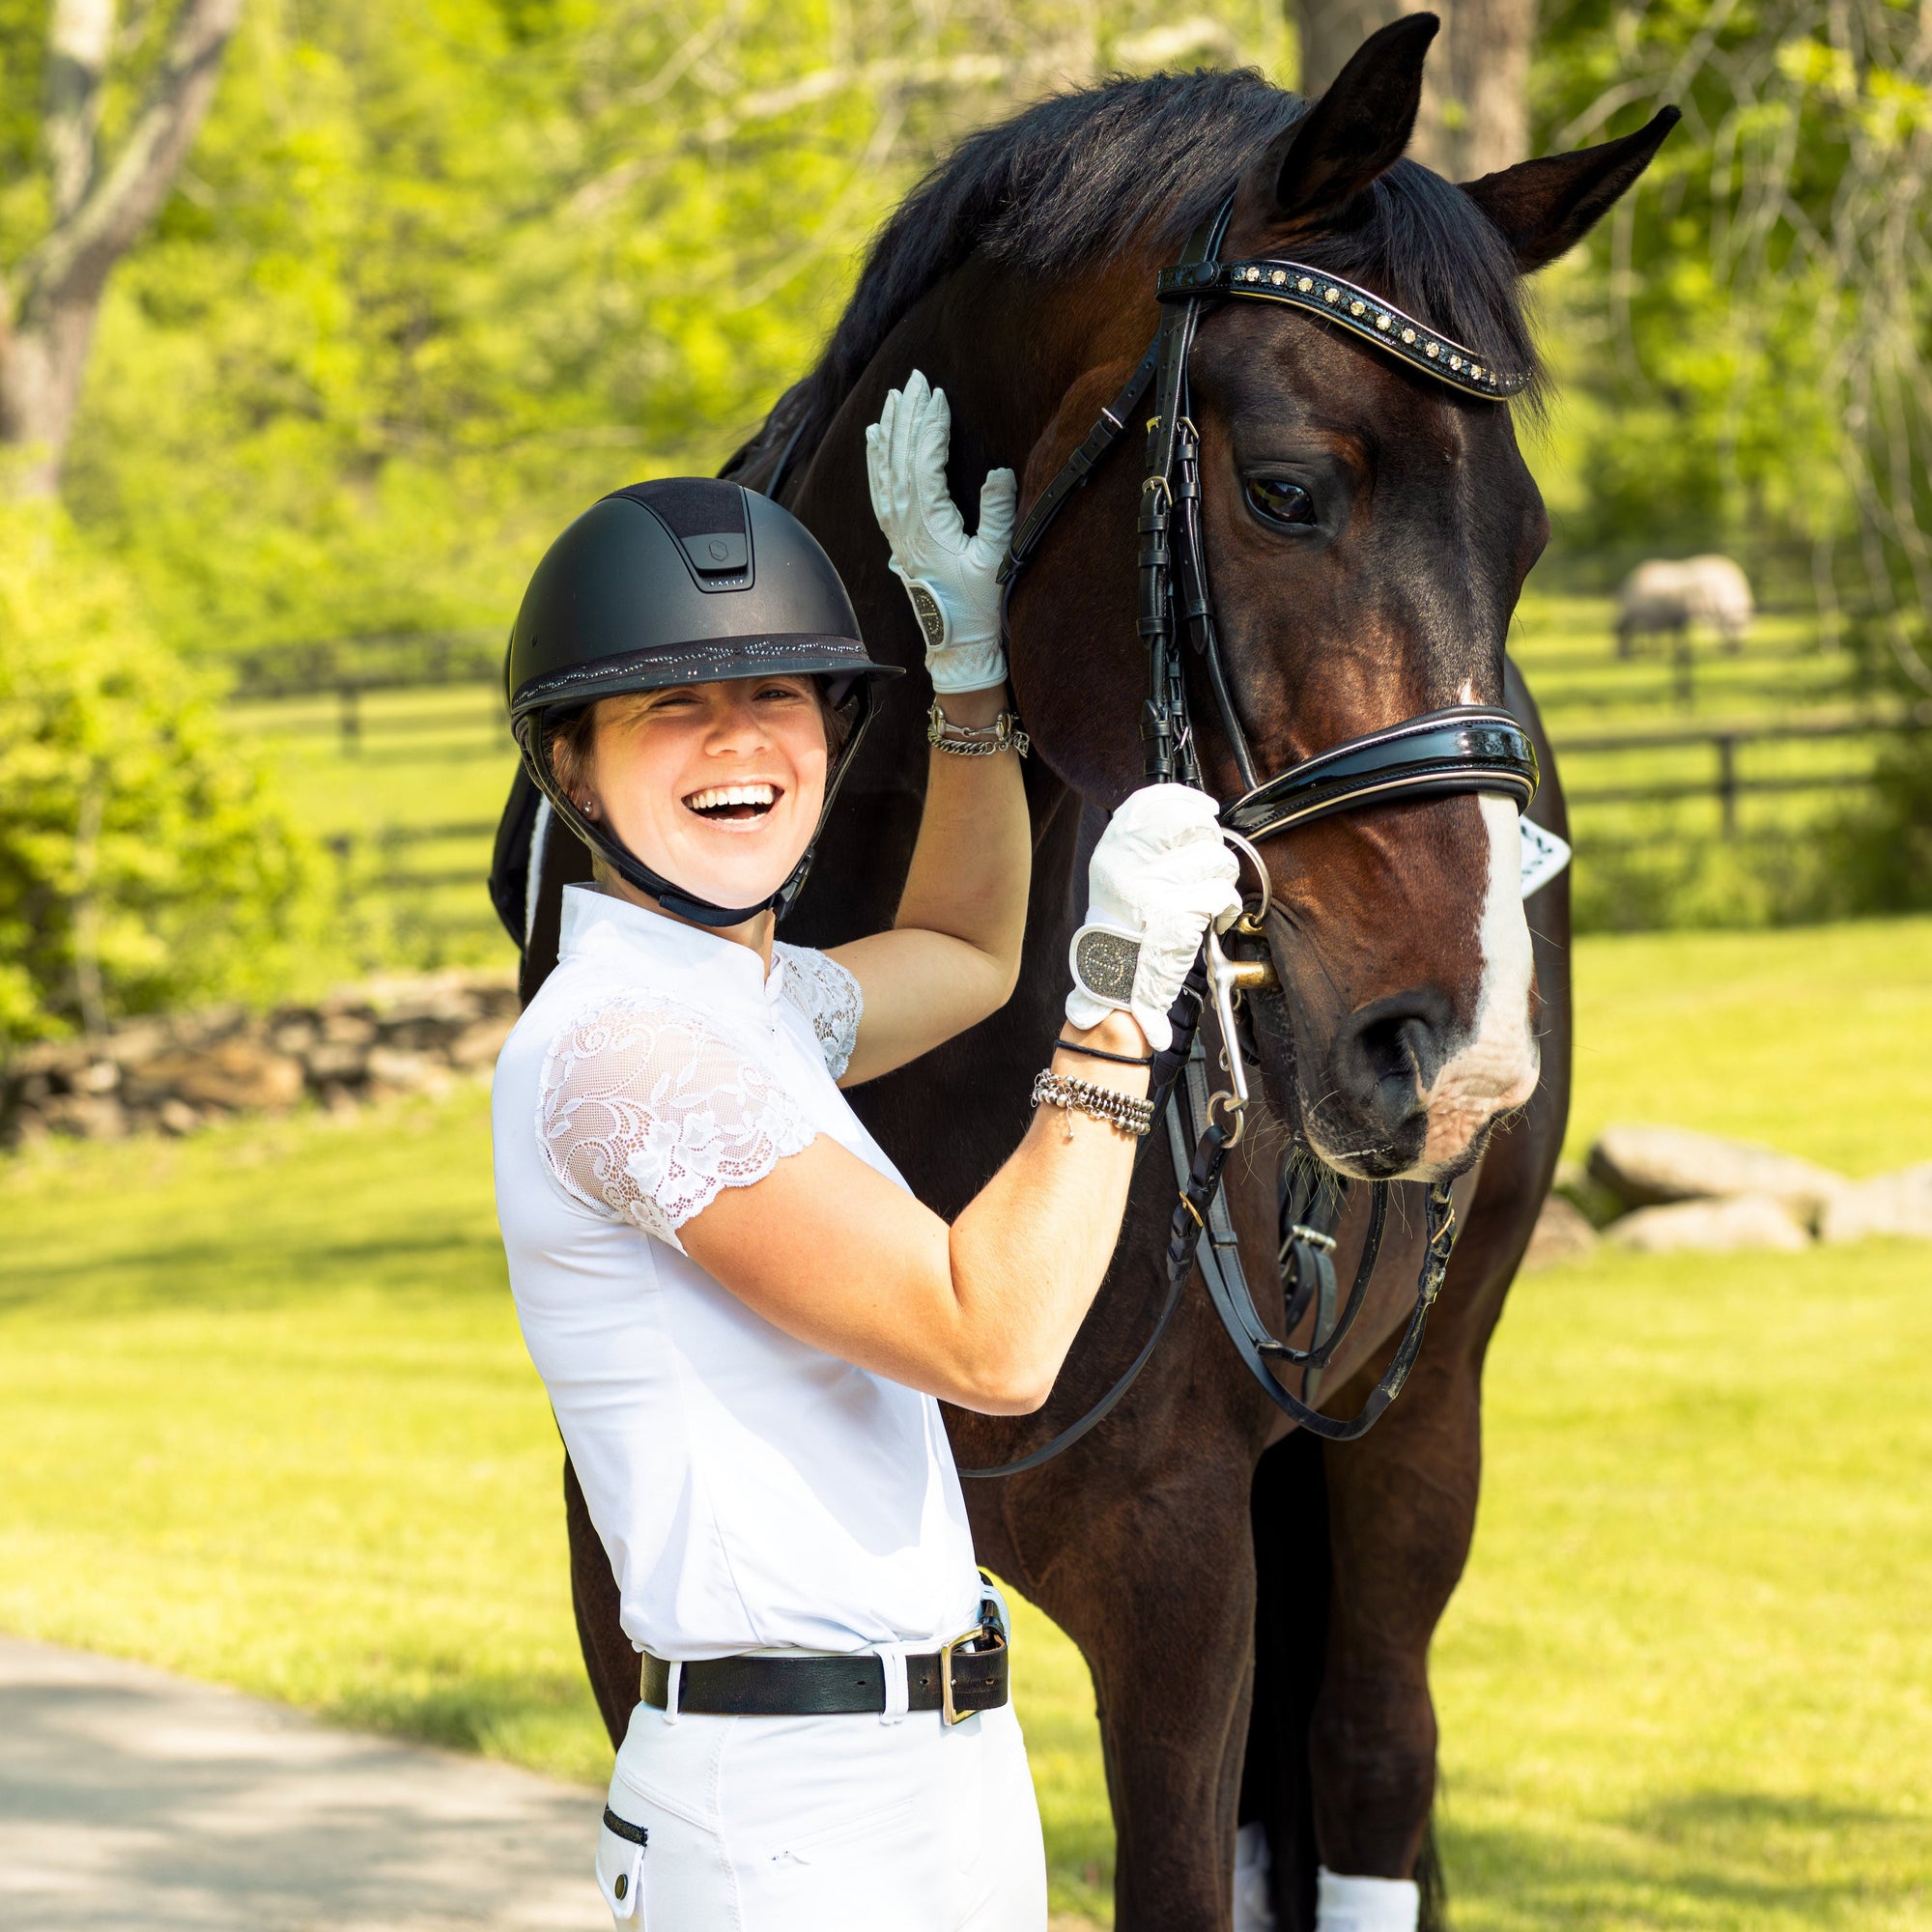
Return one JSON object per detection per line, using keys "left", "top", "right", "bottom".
{"left": 0, "top": 496, "right": 317, "bottom": 1042}
{"left": 51, "top": 0, "right": 1285, "bottom": 661}
{"left": 1535, "top": 0, "right": 1932, "bottom": 696}
{"left": 0, "top": 0, "right": 245, "bottom": 495}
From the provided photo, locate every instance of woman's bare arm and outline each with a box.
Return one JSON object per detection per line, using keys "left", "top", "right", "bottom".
{"left": 828, "top": 683, "right": 1030, "bottom": 1086}
{"left": 687, "top": 785, "right": 1238, "bottom": 1410}
{"left": 680, "top": 1010, "right": 1148, "bottom": 1413}
{"left": 825, "top": 373, "right": 1030, "bottom": 1085}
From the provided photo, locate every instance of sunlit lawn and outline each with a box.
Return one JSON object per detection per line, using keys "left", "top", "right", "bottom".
{"left": 1, "top": 919, "right": 1929, "bottom": 1925}
{"left": 1563, "top": 916, "right": 1932, "bottom": 1175}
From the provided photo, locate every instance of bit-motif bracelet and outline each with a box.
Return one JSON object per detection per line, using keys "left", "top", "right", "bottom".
{"left": 927, "top": 701, "right": 1031, "bottom": 758}
{"left": 1031, "top": 1069, "right": 1156, "bottom": 1139}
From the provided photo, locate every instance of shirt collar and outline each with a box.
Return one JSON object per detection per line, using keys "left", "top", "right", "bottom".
{"left": 558, "top": 884, "right": 784, "bottom": 1004}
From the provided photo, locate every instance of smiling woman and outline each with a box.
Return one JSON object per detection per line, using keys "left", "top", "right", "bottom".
{"left": 487, "top": 375, "right": 1239, "bottom": 1932}
{"left": 545, "top": 675, "right": 843, "bottom": 919}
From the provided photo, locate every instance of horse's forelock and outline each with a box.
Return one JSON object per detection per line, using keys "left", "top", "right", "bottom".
{"left": 1284, "top": 160, "right": 1545, "bottom": 412}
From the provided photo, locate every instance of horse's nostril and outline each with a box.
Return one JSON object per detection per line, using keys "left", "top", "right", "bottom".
{"left": 1360, "top": 1014, "right": 1436, "bottom": 1094}
{"left": 1331, "top": 992, "right": 1455, "bottom": 1129}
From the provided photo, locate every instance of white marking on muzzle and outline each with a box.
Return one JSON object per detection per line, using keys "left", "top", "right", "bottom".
{"left": 1418, "top": 794, "right": 1539, "bottom": 1170}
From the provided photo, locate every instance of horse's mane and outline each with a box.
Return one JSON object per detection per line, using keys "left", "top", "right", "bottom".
{"left": 726, "top": 67, "right": 1541, "bottom": 485}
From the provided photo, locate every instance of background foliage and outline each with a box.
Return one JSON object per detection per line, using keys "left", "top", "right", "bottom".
{"left": 0, "top": 498, "right": 316, "bottom": 1044}
{"left": 52, "top": 0, "right": 1289, "bottom": 661}
{"left": 1534, "top": 0, "right": 1932, "bottom": 643}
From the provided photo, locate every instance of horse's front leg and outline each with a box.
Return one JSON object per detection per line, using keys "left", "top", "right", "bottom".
{"left": 1022, "top": 1443, "right": 1260, "bottom": 1932}
{"left": 1303, "top": 1343, "right": 1481, "bottom": 1928}
{"left": 1298, "top": 1187, "right": 1531, "bottom": 1930}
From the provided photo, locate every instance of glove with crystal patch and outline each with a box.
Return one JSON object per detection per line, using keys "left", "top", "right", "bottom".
{"left": 1065, "top": 785, "right": 1242, "bottom": 1053}
{"left": 865, "top": 370, "right": 1016, "bottom": 693}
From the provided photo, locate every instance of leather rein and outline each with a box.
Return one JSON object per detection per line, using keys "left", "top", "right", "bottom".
{"left": 958, "top": 195, "right": 1536, "bottom": 1477}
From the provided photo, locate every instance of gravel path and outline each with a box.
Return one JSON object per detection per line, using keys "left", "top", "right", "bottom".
{"left": 0, "top": 1635, "right": 608, "bottom": 1930}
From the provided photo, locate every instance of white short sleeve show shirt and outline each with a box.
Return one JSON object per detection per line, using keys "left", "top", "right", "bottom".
{"left": 492, "top": 886, "right": 982, "bottom": 1662}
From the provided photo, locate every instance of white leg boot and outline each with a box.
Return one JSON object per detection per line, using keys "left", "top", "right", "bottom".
{"left": 1232, "top": 1821, "right": 1278, "bottom": 1932}
{"left": 1315, "top": 1866, "right": 1420, "bottom": 1932}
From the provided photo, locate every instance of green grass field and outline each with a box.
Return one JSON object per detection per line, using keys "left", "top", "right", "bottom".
{"left": 2, "top": 919, "right": 1929, "bottom": 1924}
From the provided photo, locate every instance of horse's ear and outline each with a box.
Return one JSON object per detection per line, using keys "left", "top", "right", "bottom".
{"left": 1461, "top": 108, "right": 1681, "bottom": 272}
{"left": 1253, "top": 14, "right": 1439, "bottom": 230}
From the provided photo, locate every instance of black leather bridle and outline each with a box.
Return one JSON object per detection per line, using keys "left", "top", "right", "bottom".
{"left": 959, "top": 195, "right": 1538, "bottom": 1476}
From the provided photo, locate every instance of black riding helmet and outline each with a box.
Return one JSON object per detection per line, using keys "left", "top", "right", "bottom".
{"left": 506, "top": 478, "right": 900, "bottom": 925}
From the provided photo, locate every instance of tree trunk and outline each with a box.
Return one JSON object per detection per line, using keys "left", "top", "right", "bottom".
{"left": 1294, "top": 0, "right": 1535, "bottom": 179}
{"left": 0, "top": 296, "right": 104, "bottom": 497}
{"left": 0, "top": 0, "right": 242, "bottom": 497}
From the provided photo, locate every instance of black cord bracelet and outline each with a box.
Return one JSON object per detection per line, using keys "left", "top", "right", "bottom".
{"left": 1054, "top": 1037, "right": 1154, "bottom": 1067}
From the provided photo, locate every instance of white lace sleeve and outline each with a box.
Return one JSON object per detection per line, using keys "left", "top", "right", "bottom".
{"left": 536, "top": 996, "right": 815, "bottom": 1253}
{"left": 773, "top": 943, "right": 863, "bottom": 1080}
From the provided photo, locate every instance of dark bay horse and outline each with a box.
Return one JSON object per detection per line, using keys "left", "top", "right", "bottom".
{"left": 520, "top": 19, "right": 1673, "bottom": 1927}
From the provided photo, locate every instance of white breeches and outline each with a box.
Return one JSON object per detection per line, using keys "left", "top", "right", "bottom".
{"left": 1233, "top": 1824, "right": 1421, "bottom": 1932}
{"left": 598, "top": 1693, "right": 1047, "bottom": 1932}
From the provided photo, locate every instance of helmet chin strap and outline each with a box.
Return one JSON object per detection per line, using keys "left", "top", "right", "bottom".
{"left": 516, "top": 679, "right": 877, "bottom": 931}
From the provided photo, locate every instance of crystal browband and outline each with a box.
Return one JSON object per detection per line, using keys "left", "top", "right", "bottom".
{"left": 1156, "top": 258, "right": 1529, "bottom": 400}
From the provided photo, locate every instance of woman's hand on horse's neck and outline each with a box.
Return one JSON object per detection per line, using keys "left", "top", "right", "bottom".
{"left": 825, "top": 680, "right": 1032, "bottom": 1087}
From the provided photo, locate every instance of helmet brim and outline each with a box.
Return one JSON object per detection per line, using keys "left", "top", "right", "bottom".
{"left": 509, "top": 633, "right": 901, "bottom": 723}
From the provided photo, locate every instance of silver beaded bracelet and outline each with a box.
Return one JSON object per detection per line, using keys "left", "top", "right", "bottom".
{"left": 1031, "top": 1068, "right": 1156, "bottom": 1139}
{"left": 927, "top": 701, "right": 1031, "bottom": 758}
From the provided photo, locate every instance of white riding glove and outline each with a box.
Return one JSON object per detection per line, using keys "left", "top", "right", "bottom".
{"left": 1065, "top": 785, "right": 1243, "bottom": 1053}
{"left": 865, "top": 370, "right": 1017, "bottom": 693}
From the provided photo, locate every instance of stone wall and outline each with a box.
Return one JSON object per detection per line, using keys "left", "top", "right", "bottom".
{"left": 1, "top": 970, "right": 519, "bottom": 1147}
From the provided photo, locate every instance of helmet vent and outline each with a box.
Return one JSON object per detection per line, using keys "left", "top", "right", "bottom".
{"left": 607, "top": 478, "right": 753, "bottom": 594}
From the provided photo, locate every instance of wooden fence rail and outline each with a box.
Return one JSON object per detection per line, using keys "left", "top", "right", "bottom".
{"left": 307, "top": 711, "right": 1932, "bottom": 903}
{"left": 1555, "top": 712, "right": 1928, "bottom": 838}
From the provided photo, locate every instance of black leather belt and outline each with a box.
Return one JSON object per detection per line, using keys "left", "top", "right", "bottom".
{"left": 641, "top": 1624, "right": 1008, "bottom": 1726}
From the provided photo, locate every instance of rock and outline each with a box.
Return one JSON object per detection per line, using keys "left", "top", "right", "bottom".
{"left": 357, "top": 971, "right": 492, "bottom": 1027}
{"left": 1552, "top": 1154, "right": 1624, "bottom": 1229}
{"left": 319, "top": 1082, "right": 361, "bottom": 1122}
{"left": 1522, "top": 1193, "right": 1599, "bottom": 1270}
{"left": 41, "top": 1094, "right": 129, "bottom": 1140}
{"left": 135, "top": 1041, "right": 305, "bottom": 1114}
{"left": 99, "top": 1019, "right": 171, "bottom": 1065}
{"left": 1, "top": 967, "right": 523, "bottom": 1150}
{"left": 1587, "top": 1123, "right": 1846, "bottom": 1227}
{"left": 270, "top": 1017, "right": 319, "bottom": 1056}
{"left": 472, "top": 980, "right": 520, "bottom": 1019}
{"left": 379, "top": 1014, "right": 472, "bottom": 1055}
{"left": 1607, "top": 1192, "right": 1811, "bottom": 1255}
{"left": 448, "top": 1015, "right": 514, "bottom": 1069}
{"left": 301, "top": 1039, "right": 368, "bottom": 1085}
{"left": 365, "top": 1046, "right": 451, "bottom": 1095}
{"left": 1819, "top": 1163, "right": 1932, "bottom": 1243}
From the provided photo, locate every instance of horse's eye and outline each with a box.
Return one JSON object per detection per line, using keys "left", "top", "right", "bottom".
{"left": 1246, "top": 477, "right": 1317, "bottom": 527}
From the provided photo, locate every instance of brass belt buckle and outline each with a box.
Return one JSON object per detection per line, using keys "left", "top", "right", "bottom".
{"left": 939, "top": 1623, "right": 989, "bottom": 1726}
